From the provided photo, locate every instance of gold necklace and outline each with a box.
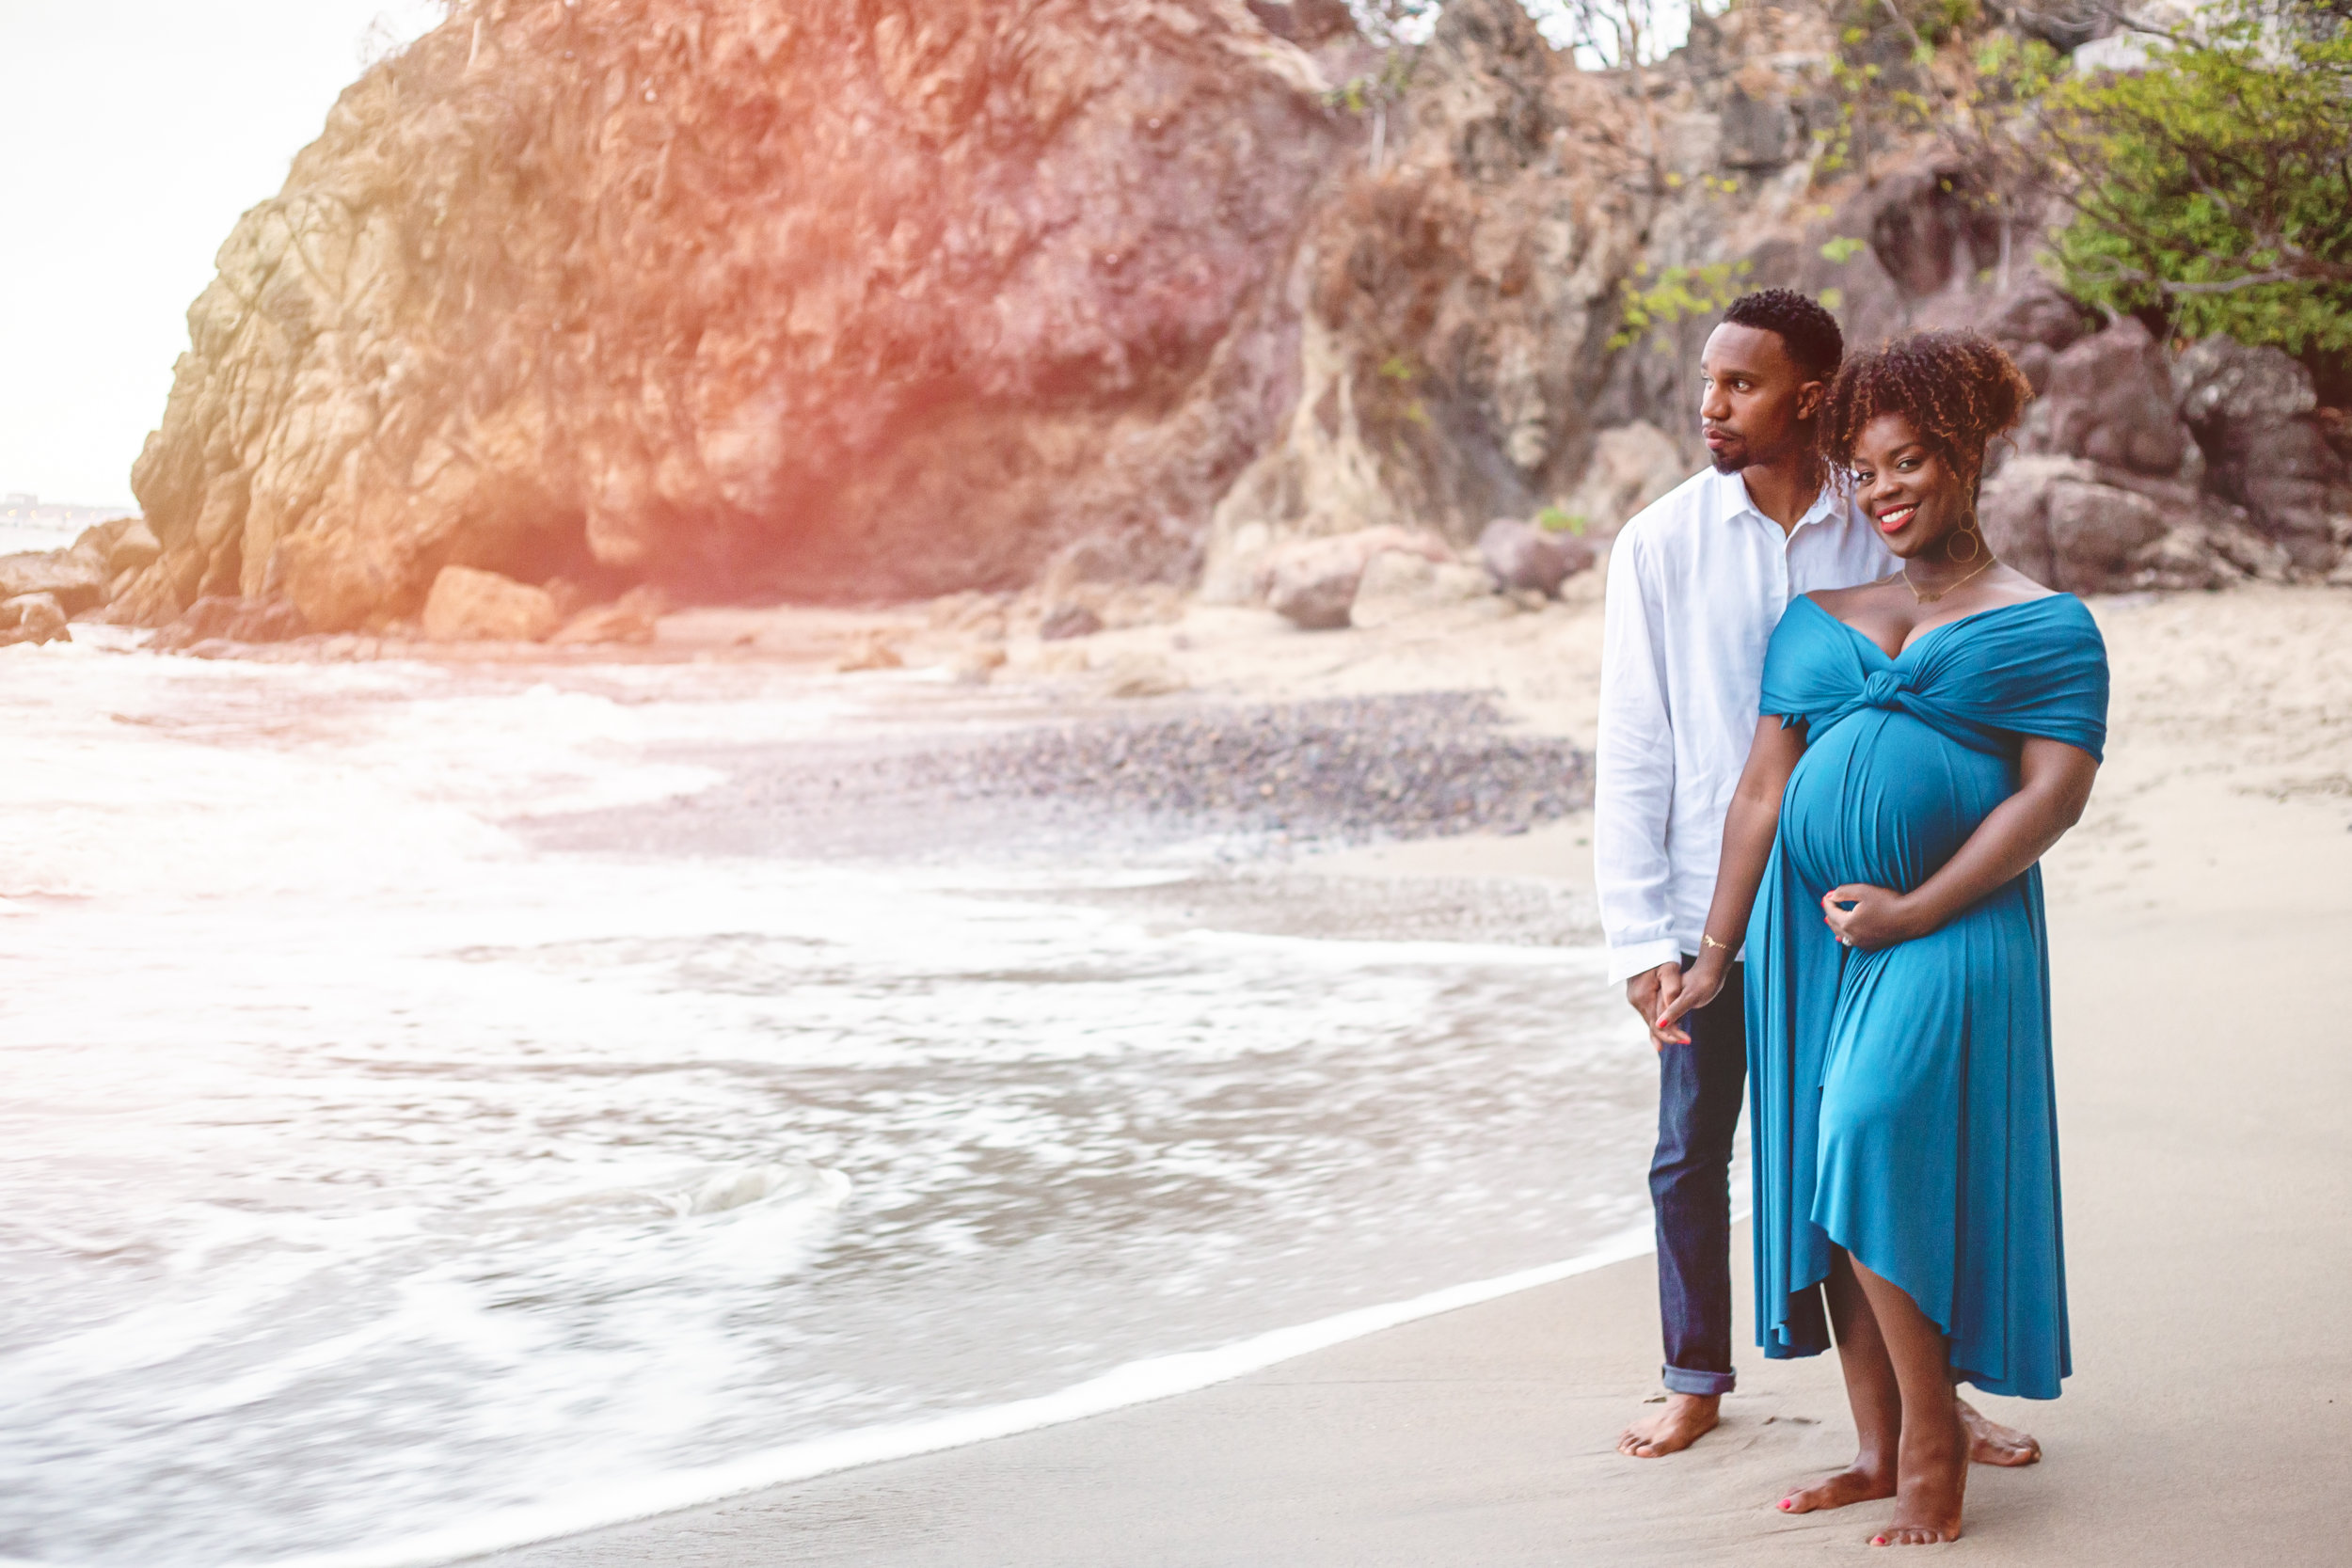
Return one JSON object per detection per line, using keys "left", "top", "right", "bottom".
{"left": 1901, "top": 556, "right": 1994, "bottom": 604}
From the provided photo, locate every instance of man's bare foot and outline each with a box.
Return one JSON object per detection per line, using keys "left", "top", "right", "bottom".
{"left": 1617, "top": 1392, "right": 1719, "bottom": 1457}
{"left": 1957, "top": 1397, "right": 2041, "bottom": 1466}
{"left": 1774, "top": 1461, "right": 1894, "bottom": 1513}
{"left": 1869, "top": 1412, "right": 1965, "bottom": 1546}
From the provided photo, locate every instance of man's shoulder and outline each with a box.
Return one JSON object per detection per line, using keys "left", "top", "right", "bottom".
{"left": 1613, "top": 467, "right": 1717, "bottom": 557}
{"left": 1795, "top": 490, "right": 1899, "bottom": 585}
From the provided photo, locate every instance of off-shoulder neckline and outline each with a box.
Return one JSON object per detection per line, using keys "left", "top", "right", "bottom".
{"left": 1795, "top": 590, "right": 2079, "bottom": 661}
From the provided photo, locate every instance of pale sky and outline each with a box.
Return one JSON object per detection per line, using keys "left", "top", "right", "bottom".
{"left": 0, "top": 2, "right": 444, "bottom": 507}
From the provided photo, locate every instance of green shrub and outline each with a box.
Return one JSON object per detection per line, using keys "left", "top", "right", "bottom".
{"left": 2040, "top": 0, "right": 2352, "bottom": 355}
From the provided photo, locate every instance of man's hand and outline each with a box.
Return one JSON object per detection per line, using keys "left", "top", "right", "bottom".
{"left": 1653, "top": 951, "right": 1729, "bottom": 1046}
{"left": 1626, "top": 960, "right": 1685, "bottom": 1053}
{"left": 1820, "top": 883, "right": 1925, "bottom": 951}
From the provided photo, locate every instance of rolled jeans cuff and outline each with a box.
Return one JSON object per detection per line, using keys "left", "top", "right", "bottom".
{"left": 1661, "top": 1362, "right": 1735, "bottom": 1397}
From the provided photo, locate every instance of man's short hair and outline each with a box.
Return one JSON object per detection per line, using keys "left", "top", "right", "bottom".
{"left": 1720, "top": 289, "right": 1845, "bottom": 384}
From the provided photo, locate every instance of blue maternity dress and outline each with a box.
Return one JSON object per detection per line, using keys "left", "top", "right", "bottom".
{"left": 1746, "top": 594, "right": 2108, "bottom": 1400}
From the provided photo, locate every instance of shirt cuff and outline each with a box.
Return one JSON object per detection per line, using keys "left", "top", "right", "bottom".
{"left": 1605, "top": 937, "right": 1685, "bottom": 986}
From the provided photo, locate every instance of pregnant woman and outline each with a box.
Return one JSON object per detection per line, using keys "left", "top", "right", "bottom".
{"left": 1658, "top": 330, "right": 2107, "bottom": 1545}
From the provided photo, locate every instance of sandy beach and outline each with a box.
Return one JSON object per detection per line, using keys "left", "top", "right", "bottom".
{"left": 13, "top": 3, "right": 2351, "bottom": 1560}
{"left": 464, "top": 581, "right": 2352, "bottom": 1567}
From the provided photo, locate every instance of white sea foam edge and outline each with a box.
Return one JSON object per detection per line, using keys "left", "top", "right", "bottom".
{"left": 221, "top": 1226, "right": 1660, "bottom": 1568}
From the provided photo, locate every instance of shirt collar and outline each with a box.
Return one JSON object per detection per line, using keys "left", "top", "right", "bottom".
{"left": 1712, "top": 465, "right": 1849, "bottom": 538}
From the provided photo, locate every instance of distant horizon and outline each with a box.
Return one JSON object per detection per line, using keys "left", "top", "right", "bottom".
{"left": 2, "top": 490, "right": 138, "bottom": 515}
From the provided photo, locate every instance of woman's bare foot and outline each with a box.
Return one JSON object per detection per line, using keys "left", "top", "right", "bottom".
{"left": 1869, "top": 1411, "right": 1966, "bottom": 1545}
{"left": 1617, "top": 1393, "right": 1719, "bottom": 1457}
{"left": 1774, "top": 1461, "right": 1894, "bottom": 1513}
{"left": 1957, "top": 1397, "right": 2042, "bottom": 1466}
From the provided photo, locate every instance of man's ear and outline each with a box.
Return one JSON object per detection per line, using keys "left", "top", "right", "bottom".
{"left": 1795, "top": 378, "right": 1827, "bottom": 423}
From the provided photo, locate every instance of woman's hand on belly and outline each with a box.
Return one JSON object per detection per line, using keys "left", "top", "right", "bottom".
{"left": 1825, "top": 738, "right": 2102, "bottom": 950}
{"left": 1821, "top": 882, "right": 1931, "bottom": 951}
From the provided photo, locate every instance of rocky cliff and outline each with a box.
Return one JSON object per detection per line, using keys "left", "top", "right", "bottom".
{"left": 110, "top": 0, "right": 2351, "bottom": 640}
{"left": 123, "top": 0, "right": 1353, "bottom": 631}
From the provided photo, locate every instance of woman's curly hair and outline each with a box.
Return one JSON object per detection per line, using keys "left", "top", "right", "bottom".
{"left": 1819, "top": 330, "right": 2035, "bottom": 483}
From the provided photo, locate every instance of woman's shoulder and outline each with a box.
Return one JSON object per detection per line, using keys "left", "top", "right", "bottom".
{"left": 1978, "top": 563, "right": 2065, "bottom": 610}
{"left": 1956, "top": 578, "right": 2108, "bottom": 689}
{"left": 1980, "top": 574, "right": 2102, "bottom": 638}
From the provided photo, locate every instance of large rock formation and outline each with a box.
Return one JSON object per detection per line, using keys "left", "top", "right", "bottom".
{"left": 123, "top": 0, "right": 1352, "bottom": 630}
{"left": 2175, "top": 336, "right": 2351, "bottom": 573}
{"left": 1201, "top": 0, "right": 1646, "bottom": 592}
{"left": 103, "top": 0, "right": 2350, "bottom": 640}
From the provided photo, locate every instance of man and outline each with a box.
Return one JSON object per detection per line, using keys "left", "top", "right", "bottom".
{"left": 1595, "top": 289, "right": 2042, "bottom": 1466}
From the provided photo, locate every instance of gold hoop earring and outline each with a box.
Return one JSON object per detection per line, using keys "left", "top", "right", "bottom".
{"left": 1947, "top": 519, "right": 1983, "bottom": 563}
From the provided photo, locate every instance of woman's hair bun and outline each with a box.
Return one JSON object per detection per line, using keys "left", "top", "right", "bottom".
{"left": 1820, "top": 329, "right": 2035, "bottom": 477}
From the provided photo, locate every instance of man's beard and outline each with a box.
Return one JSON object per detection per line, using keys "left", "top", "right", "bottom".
{"left": 1708, "top": 445, "right": 1749, "bottom": 475}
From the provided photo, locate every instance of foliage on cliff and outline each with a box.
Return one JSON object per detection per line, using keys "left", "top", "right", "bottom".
{"left": 2042, "top": 0, "right": 2352, "bottom": 355}
{"left": 1898, "top": 0, "right": 2352, "bottom": 356}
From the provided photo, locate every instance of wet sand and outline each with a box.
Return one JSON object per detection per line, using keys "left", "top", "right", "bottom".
{"left": 483, "top": 585, "right": 2352, "bottom": 1567}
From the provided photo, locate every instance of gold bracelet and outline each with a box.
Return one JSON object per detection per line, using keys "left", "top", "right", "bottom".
{"left": 1699, "top": 933, "right": 1732, "bottom": 955}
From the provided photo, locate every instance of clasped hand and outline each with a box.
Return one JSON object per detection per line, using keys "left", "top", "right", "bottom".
{"left": 1820, "top": 882, "right": 1924, "bottom": 951}
{"left": 1641, "top": 955, "right": 1727, "bottom": 1050}
{"left": 1637, "top": 885, "right": 1927, "bottom": 1048}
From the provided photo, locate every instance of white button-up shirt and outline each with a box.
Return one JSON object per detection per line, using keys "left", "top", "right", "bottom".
{"left": 1594, "top": 466, "right": 1896, "bottom": 983}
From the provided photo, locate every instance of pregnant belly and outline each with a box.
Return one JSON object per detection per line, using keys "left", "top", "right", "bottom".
{"left": 1782, "top": 711, "right": 2014, "bottom": 895}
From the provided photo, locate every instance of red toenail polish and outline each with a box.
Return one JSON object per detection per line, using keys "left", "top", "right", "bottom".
{"left": 1777, "top": 1499, "right": 1792, "bottom": 1510}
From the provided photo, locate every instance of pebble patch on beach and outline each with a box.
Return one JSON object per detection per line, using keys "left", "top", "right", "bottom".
{"left": 523, "top": 691, "right": 1592, "bottom": 861}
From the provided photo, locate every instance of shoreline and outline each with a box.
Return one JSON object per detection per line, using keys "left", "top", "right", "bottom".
{"left": 14, "top": 584, "right": 2349, "bottom": 1566}
{"left": 272, "top": 1229, "right": 1659, "bottom": 1568}
{"left": 470, "top": 583, "right": 2352, "bottom": 1567}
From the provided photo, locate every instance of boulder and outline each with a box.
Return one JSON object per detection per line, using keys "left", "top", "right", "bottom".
{"left": 547, "top": 586, "right": 666, "bottom": 647}
{"left": 1980, "top": 456, "right": 2164, "bottom": 593}
{"left": 1038, "top": 605, "right": 1105, "bottom": 642}
{"left": 149, "top": 595, "right": 310, "bottom": 649}
{"left": 1352, "top": 552, "right": 1496, "bottom": 627}
{"left": 1478, "top": 517, "right": 1594, "bottom": 597}
{"left": 67, "top": 516, "right": 158, "bottom": 580}
{"left": 2044, "top": 480, "right": 2169, "bottom": 587}
{"left": 103, "top": 519, "right": 163, "bottom": 576}
{"left": 949, "top": 643, "right": 1009, "bottom": 686}
{"left": 0, "top": 593, "right": 70, "bottom": 647}
{"left": 1264, "top": 528, "right": 1454, "bottom": 629}
{"left": 236, "top": 601, "right": 307, "bottom": 643}
{"left": 420, "top": 566, "right": 559, "bottom": 642}
{"left": 1101, "top": 651, "right": 1187, "bottom": 698}
{"left": 1955, "top": 281, "right": 2092, "bottom": 396}
{"left": 1979, "top": 453, "right": 2296, "bottom": 593}
{"left": 0, "top": 548, "right": 108, "bottom": 616}
{"left": 2008, "top": 0, "right": 2113, "bottom": 50}
{"left": 2174, "top": 336, "right": 2348, "bottom": 573}
{"left": 2176, "top": 335, "right": 2315, "bottom": 427}
{"left": 2020, "top": 319, "right": 2188, "bottom": 478}
{"left": 834, "top": 630, "right": 905, "bottom": 673}
{"left": 1268, "top": 546, "right": 1364, "bottom": 629}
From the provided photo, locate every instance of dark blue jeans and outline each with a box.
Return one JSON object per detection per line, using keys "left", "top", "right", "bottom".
{"left": 1648, "top": 958, "right": 1745, "bottom": 1397}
